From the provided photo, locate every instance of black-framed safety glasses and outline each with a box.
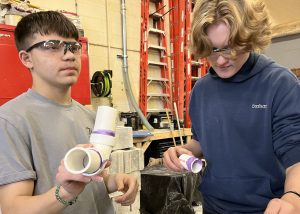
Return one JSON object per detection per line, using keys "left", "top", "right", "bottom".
{"left": 26, "top": 40, "right": 82, "bottom": 55}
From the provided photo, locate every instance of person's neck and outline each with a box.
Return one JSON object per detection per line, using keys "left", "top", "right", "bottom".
{"left": 32, "top": 85, "right": 72, "bottom": 105}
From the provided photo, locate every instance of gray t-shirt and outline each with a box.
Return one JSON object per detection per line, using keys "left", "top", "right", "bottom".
{"left": 0, "top": 89, "right": 114, "bottom": 214}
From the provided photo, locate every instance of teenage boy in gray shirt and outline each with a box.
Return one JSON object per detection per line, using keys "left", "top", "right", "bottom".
{"left": 0, "top": 11, "right": 138, "bottom": 214}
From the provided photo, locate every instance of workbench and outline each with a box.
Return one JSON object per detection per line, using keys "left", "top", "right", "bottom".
{"left": 133, "top": 128, "right": 192, "bottom": 153}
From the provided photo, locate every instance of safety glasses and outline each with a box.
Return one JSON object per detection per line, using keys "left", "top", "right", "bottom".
{"left": 26, "top": 40, "right": 82, "bottom": 55}
{"left": 208, "top": 47, "right": 237, "bottom": 60}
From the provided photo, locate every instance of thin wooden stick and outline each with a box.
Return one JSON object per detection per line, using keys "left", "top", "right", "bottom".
{"left": 165, "top": 108, "right": 176, "bottom": 147}
{"left": 173, "top": 102, "right": 184, "bottom": 146}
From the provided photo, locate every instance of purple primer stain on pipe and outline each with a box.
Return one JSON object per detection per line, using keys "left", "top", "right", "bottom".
{"left": 180, "top": 154, "right": 202, "bottom": 173}
{"left": 92, "top": 129, "right": 115, "bottom": 137}
{"left": 186, "top": 156, "right": 197, "bottom": 171}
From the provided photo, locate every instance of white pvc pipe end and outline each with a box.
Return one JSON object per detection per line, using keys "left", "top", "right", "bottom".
{"left": 64, "top": 147, "right": 102, "bottom": 175}
{"left": 179, "top": 154, "right": 202, "bottom": 173}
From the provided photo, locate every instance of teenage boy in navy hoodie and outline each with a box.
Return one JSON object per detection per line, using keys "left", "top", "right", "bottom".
{"left": 163, "top": 0, "right": 300, "bottom": 213}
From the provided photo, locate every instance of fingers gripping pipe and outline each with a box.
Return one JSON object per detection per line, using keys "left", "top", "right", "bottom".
{"left": 64, "top": 106, "right": 119, "bottom": 176}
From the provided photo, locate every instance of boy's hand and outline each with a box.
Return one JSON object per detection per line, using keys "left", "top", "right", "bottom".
{"left": 264, "top": 197, "right": 300, "bottom": 214}
{"left": 56, "top": 160, "right": 92, "bottom": 199}
{"left": 163, "top": 146, "right": 193, "bottom": 172}
{"left": 112, "top": 173, "right": 139, "bottom": 206}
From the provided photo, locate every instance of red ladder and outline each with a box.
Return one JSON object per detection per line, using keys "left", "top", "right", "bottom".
{"left": 169, "top": 0, "right": 209, "bottom": 128}
{"left": 140, "top": 0, "right": 172, "bottom": 116}
{"left": 169, "top": 0, "right": 185, "bottom": 126}
{"left": 184, "top": 0, "right": 192, "bottom": 128}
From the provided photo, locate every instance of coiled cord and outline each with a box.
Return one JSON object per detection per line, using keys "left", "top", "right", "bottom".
{"left": 91, "top": 70, "right": 112, "bottom": 97}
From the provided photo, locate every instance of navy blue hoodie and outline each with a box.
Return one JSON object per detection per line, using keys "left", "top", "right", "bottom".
{"left": 189, "top": 52, "right": 300, "bottom": 213}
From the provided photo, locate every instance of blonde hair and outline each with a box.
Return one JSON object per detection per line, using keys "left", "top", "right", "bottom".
{"left": 190, "top": 0, "right": 272, "bottom": 58}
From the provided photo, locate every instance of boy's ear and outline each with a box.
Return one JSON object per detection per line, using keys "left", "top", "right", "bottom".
{"left": 19, "top": 50, "right": 33, "bottom": 69}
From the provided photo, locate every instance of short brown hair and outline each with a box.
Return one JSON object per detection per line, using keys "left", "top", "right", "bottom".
{"left": 190, "top": 0, "right": 272, "bottom": 58}
{"left": 14, "top": 11, "right": 79, "bottom": 51}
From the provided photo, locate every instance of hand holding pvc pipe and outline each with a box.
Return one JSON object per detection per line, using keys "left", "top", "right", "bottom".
{"left": 56, "top": 157, "right": 110, "bottom": 203}
{"left": 64, "top": 106, "right": 119, "bottom": 176}
{"left": 57, "top": 160, "right": 92, "bottom": 193}
{"left": 163, "top": 146, "right": 194, "bottom": 172}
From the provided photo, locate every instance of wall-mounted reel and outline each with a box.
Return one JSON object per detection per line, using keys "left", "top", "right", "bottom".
{"left": 91, "top": 70, "right": 112, "bottom": 97}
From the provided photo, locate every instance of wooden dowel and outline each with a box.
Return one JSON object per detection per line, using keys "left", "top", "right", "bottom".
{"left": 173, "top": 102, "right": 184, "bottom": 146}
{"left": 165, "top": 108, "right": 176, "bottom": 147}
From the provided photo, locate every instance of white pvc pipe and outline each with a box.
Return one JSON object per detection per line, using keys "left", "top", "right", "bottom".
{"left": 179, "top": 154, "right": 202, "bottom": 173}
{"left": 64, "top": 106, "right": 119, "bottom": 176}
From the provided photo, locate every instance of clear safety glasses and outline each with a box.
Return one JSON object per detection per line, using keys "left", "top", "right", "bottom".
{"left": 26, "top": 40, "right": 82, "bottom": 55}
{"left": 208, "top": 47, "right": 237, "bottom": 60}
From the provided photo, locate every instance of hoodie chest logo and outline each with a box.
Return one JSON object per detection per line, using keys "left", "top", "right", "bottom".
{"left": 252, "top": 104, "right": 268, "bottom": 109}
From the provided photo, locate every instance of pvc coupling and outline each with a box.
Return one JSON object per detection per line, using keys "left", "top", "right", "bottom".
{"left": 64, "top": 106, "right": 119, "bottom": 176}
